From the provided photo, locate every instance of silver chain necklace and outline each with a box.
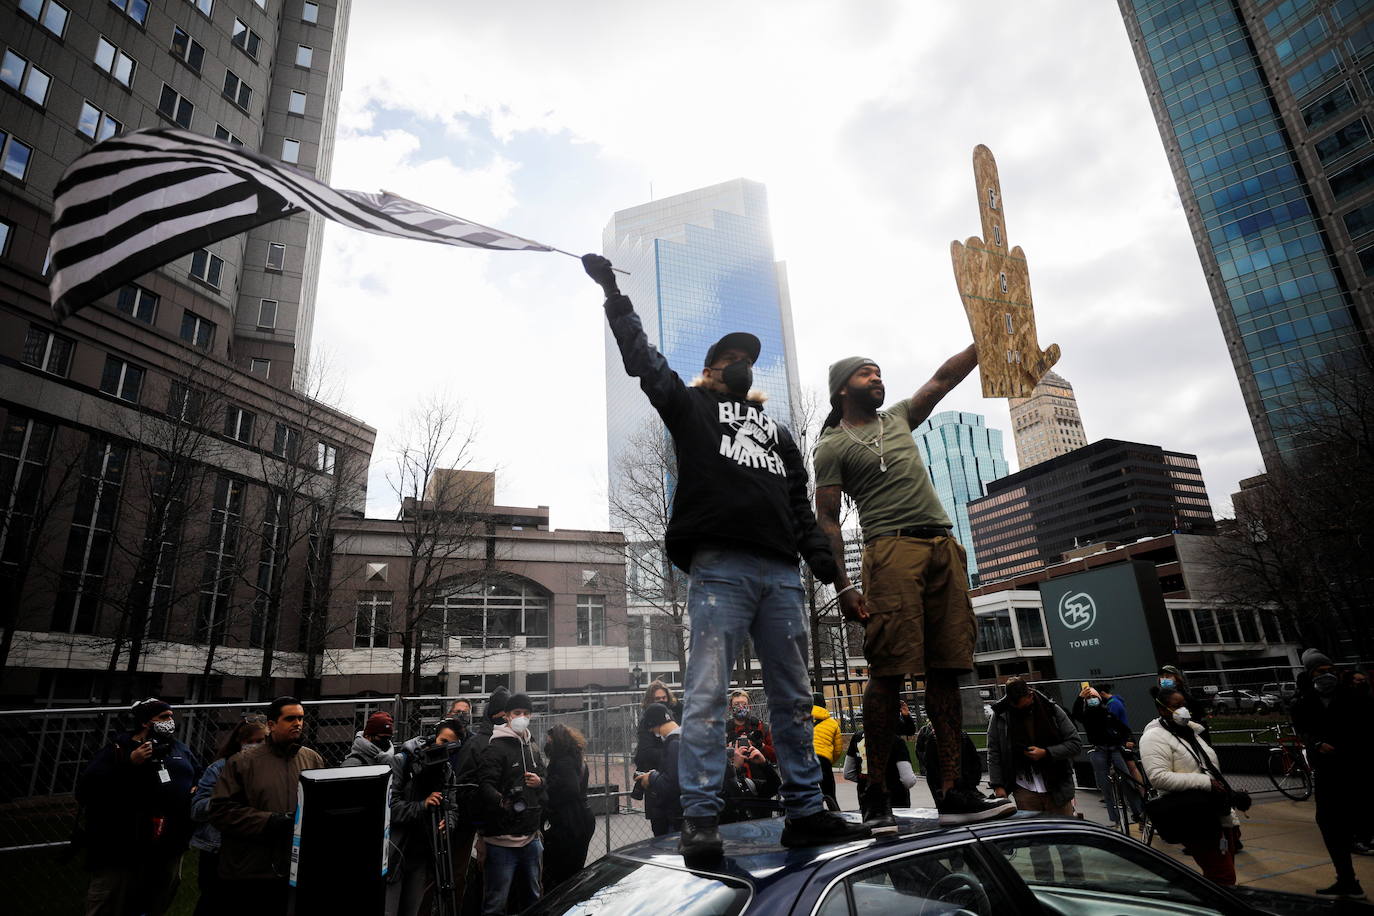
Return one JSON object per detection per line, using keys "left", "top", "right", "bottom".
{"left": 840, "top": 414, "right": 887, "bottom": 472}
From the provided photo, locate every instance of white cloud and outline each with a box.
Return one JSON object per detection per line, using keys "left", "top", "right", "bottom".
{"left": 313, "top": 0, "right": 1264, "bottom": 527}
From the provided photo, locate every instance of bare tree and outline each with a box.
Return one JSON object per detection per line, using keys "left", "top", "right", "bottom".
{"left": 387, "top": 394, "right": 491, "bottom": 694}
{"left": 606, "top": 418, "right": 689, "bottom": 681}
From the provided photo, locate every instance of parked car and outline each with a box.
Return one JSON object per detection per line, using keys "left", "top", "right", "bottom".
{"left": 1212, "top": 689, "right": 1281, "bottom": 714}
{"left": 527, "top": 812, "right": 1344, "bottom": 916}
{"left": 1261, "top": 681, "right": 1298, "bottom": 705}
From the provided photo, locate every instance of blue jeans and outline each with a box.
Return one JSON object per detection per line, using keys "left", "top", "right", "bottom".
{"left": 680, "top": 548, "right": 823, "bottom": 820}
{"left": 1089, "top": 747, "right": 1143, "bottom": 823}
{"left": 482, "top": 838, "right": 542, "bottom": 916}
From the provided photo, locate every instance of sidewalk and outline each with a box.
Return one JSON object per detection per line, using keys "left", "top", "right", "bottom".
{"left": 834, "top": 775, "right": 1372, "bottom": 894}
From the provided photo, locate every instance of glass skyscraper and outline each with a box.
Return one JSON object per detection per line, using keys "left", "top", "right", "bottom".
{"left": 912, "top": 411, "right": 1009, "bottom": 584}
{"left": 1118, "top": 0, "right": 1373, "bottom": 463}
{"left": 602, "top": 179, "right": 802, "bottom": 523}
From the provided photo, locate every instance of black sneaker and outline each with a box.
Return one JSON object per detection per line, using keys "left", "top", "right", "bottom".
{"left": 936, "top": 788, "right": 1016, "bottom": 825}
{"left": 679, "top": 816, "right": 722, "bottom": 858}
{"left": 1315, "top": 880, "right": 1366, "bottom": 900}
{"left": 780, "top": 810, "right": 873, "bottom": 848}
{"left": 861, "top": 784, "right": 899, "bottom": 833}
{"left": 1353, "top": 841, "right": 1374, "bottom": 856}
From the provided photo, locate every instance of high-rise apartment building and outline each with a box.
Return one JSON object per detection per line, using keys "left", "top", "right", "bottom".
{"left": 1119, "top": 0, "right": 1374, "bottom": 463}
{"left": 967, "top": 439, "right": 1217, "bottom": 582}
{"left": 1008, "top": 369, "right": 1087, "bottom": 469}
{"left": 912, "top": 411, "right": 1009, "bottom": 584}
{"left": 0, "top": 0, "right": 374, "bottom": 706}
{"left": 602, "top": 179, "right": 802, "bottom": 521}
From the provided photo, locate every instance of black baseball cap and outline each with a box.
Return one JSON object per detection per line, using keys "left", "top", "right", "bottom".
{"left": 640, "top": 703, "right": 674, "bottom": 730}
{"left": 704, "top": 332, "right": 761, "bottom": 368}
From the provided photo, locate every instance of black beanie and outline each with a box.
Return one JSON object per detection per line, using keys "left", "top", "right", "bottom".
{"left": 486, "top": 686, "right": 510, "bottom": 720}
{"left": 131, "top": 697, "right": 171, "bottom": 725}
{"left": 506, "top": 693, "right": 533, "bottom": 714}
{"left": 640, "top": 703, "right": 673, "bottom": 730}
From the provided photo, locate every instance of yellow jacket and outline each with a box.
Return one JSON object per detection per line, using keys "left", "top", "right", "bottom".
{"left": 812, "top": 706, "right": 844, "bottom": 764}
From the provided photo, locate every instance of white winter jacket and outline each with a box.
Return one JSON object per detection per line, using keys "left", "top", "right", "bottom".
{"left": 1139, "top": 718, "right": 1238, "bottom": 827}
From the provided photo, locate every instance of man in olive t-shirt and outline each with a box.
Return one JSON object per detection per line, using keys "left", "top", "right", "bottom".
{"left": 814, "top": 349, "right": 1015, "bottom": 827}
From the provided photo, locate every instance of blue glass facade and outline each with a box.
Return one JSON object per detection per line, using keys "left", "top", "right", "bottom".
{"left": 1121, "top": 0, "right": 1373, "bottom": 460}
{"left": 603, "top": 180, "right": 801, "bottom": 523}
{"left": 912, "top": 411, "right": 1008, "bottom": 584}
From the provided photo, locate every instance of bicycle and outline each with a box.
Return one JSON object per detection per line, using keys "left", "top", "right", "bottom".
{"left": 1096, "top": 745, "right": 1155, "bottom": 846}
{"left": 1263, "top": 723, "right": 1312, "bottom": 801}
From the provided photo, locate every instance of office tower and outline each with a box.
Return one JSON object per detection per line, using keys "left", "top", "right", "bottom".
{"left": 602, "top": 179, "right": 802, "bottom": 521}
{"left": 967, "top": 439, "right": 1217, "bottom": 582}
{"left": 0, "top": 0, "right": 373, "bottom": 705}
{"left": 912, "top": 411, "right": 1009, "bottom": 584}
{"left": 1118, "top": 0, "right": 1374, "bottom": 463}
{"left": 1008, "top": 369, "right": 1087, "bottom": 469}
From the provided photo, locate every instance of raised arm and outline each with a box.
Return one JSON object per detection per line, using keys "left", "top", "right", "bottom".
{"left": 906, "top": 344, "right": 978, "bottom": 427}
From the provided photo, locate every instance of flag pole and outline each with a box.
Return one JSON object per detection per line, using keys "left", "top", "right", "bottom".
{"left": 378, "top": 189, "right": 629, "bottom": 275}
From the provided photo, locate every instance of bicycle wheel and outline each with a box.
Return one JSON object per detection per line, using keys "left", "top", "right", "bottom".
{"left": 1267, "top": 751, "right": 1313, "bottom": 801}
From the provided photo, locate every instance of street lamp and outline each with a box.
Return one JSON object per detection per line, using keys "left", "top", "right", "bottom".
{"left": 631, "top": 665, "right": 644, "bottom": 690}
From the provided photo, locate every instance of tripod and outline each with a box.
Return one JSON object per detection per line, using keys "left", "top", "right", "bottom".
{"left": 427, "top": 780, "right": 459, "bottom": 916}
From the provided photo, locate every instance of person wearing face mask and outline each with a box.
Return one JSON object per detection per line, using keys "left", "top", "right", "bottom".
{"left": 1072, "top": 684, "right": 1144, "bottom": 828}
{"left": 387, "top": 718, "right": 466, "bottom": 916}
{"left": 77, "top": 698, "right": 203, "bottom": 916}
{"left": 724, "top": 690, "right": 776, "bottom": 763}
{"left": 190, "top": 716, "right": 267, "bottom": 916}
{"left": 584, "top": 255, "right": 865, "bottom": 856}
{"left": 1292, "top": 649, "right": 1374, "bottom": 899}
{"left": 1140, "top": 687, "right": 1240, "bottom": 885}
{"left": 478, "top": 694, "right": 546, "bottom": 914}
{"left": 1157, "top": 665, "right": 1211, "bottom": 741}
{"left": 343, "top": 712, "right": 401, "bottom": 773}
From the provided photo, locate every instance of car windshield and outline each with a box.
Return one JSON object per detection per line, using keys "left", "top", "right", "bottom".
{"left": 525, "top": 857, "right": 751, "bottom": 916}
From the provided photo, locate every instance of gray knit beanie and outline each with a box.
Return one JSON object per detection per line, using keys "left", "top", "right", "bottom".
{"left": 823, "top": 356, "right": 879, "bottom": 429}
{"left": 1302, "top": 648, "right": 1333, "bottom": 671}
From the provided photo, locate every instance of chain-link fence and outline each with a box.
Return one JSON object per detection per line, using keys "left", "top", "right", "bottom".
{"left": 0, "top": 665, "right": 1340, "bottom": 913}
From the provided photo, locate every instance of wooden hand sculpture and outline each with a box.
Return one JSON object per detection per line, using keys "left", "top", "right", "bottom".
{"left": 950, "top": 145, "right": 1060, "bottom": 398}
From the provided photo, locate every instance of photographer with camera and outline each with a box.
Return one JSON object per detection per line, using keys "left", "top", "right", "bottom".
{"left": 77, "top": 698, "right": 203, "bottom": 916}
{"left": 478, "top": 694, "right": 546, "bottom": 915}
{"left": 389, "top": 717, "right": 467, "bottom": 916}
{"left": 721, "top": 737, "right": 780, "bottom": 824}
{"left": 635, "top": 704, "right": 683, "bottom": 836}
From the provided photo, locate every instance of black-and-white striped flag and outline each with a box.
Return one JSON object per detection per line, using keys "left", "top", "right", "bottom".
{"left": 48, "top": 127, "right": 554, "bottom": 319}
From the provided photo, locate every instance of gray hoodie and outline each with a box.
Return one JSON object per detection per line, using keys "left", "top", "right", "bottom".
{"left": 342, "top": 731, "right": 399, "bottom": 774}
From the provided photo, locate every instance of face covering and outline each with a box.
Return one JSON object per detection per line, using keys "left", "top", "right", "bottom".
{"left": 720, "top": 360, "right": 752, "bottom": 395}
{"left": 510, "top": 715, "right": 531, "bottom": 735}
{"left": 1171, "top": 707, "right": 1192, "bottom": 725}
{"left": 373, "top": 737, "right": 392, "bottom": 752}
{"left": 1159, "top": 678, "right": 1176, "bottom": 689}
{"left": 1086, "top": 697, "right": 1101, "bottom": 708}
{"left": 453, "top": 712, "right": 471, "bottom": 728}
{"left": 152, "top": 719, "right": 176, "bottom": 737}
{"left": 1313, "top": 673, "right": 1339, "bottom": 695}
{"left": 733, "top": 707, "right": 748, "bottom": 720}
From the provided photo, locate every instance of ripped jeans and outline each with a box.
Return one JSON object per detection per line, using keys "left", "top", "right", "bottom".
{"left": 679, "top": 547, "right": 823, "bottom": 820}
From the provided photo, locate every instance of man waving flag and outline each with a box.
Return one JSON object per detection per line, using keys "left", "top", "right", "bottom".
{"left": 48, "top": 128, "right": 553, "bottom": 320}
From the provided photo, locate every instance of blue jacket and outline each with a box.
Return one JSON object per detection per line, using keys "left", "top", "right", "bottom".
{"left": 76, "top": 731, "right": 202, "bottom": 868}
{"left": 190, "top": 758, "right": 226, "bottom": 852}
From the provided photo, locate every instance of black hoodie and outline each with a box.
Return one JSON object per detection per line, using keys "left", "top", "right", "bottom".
{"left": 604, "top": 293, "right": 837, "bottom": 580}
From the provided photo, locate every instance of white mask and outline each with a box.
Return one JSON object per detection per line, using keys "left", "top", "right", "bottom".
{"left": 152, "top": 719, "right": 176, "bottom": 736}
{"left": 1172, "top": 707, "right": 1192, "bottom": 725}
{"left": 510, "top": 715, "right": 530, "bottom": 735}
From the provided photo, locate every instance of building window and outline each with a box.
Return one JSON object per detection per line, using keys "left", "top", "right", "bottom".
{"left": 99, "top": 356, "right": 144, "bottom": 403}
{"left": 425, "top": 579, "right": 550, "bottom": 648}
{"left": 187, "top": 0, "right": 213, "bottom": 17}
{"left": 167, "top": 382, "right": 204, "bottom": 423}
{"left": 95, "top": 38, "right": 137, "bottom": 88}
{"left": 189, "top": 248, "right": 223, "bottom": 287}
{"left": 315, "top": 442, "right": 336, "bottom": 475}
{"left": 224, "top": 405, "right": 255, "bottom": 442}
{"left": 223, "top": 70, "right": 253, "bottom": 110}
{"left": 1014, "top": 606, "right": 1046, "bottom": 648}
{"left": 231, "top": 18, "right": 261, "bottom": 58}
{"left": 21, "top": 326, "right": 73, "bottom": 376}
{"left": 108, "top": 0, "right": 149, "bottom": 26}
{"left": 213, "top": 125, "right": 243, "bottom": 146}
{"left": 281, "top": 138, "right": 300, "bottom": 164}
{"left": 77, "top": 101, "right": 122, "bottom": 141}
{"left": 272, "top": 423, "right": 299, "bottom": 458}
{"left": 302, "top": 1, "right": 318, "bottom": 23}
{"left": 257, "top": 298, "right": 278, "bottom": 328}
{"left": 0, "top": 219, "right": 10, "bottom": 257}
{"left": 197, "top": 476, "right": 242, "bottom": 645}
{"left": 158, "top": 84, "right": 195, "bottom": 129}
{"left": 249, "top": 358, "right": 270, "bottom": 378}
{"left": 355, "top": 592, "right": 392, "bottom": 648}
{"left": 288, "top": 90, "right": 307, "bottom": 115}
{"left": 1315, "top": 118, "right": 1371, "bottom": 165}
{"left": 576, "top": 595, "right": 606, "bottom": 646}
{"left": 1, "top": 49, "right": 52, "bottom": 106}
{"left": 0, "top": 130, "right": 34, "bottom": 181}
{"left": 265, "top": 243, "right": 286, "bottom": 270}
{"left": 17, "top": 0, "right": 69, "bottom": 39}
{"left": 180, "top": 311, "right": 215, "bottom": 349}
{"left": 295, "top": 45, "right": 314, "bottom": 68}
{"left": 115, "top": 284, "right": 158, "bottom": 323}
{"left": 0, "top": 413, "right": 55, "bottom": 595}
{"left": 52, "top": 440, "right": 128, "bottom": 634}
{"left": 171, "top": 26, "right": 206, "bottom": 72}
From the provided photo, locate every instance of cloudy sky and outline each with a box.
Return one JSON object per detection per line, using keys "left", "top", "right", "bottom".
{"left": 313, "top": 0, "right": 1263, "bottom": 529}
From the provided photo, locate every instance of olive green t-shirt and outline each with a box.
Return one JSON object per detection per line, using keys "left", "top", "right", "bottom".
{"left": 813, "top": 398, "right": 952, "bottom": 539}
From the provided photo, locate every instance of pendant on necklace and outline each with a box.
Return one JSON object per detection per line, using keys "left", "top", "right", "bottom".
{"left": 879, "top": 457, "right": 887, "bottom": 473}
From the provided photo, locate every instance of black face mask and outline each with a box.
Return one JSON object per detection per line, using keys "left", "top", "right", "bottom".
{"left": 720, "top": 360, "right": 752, "bottom": 395}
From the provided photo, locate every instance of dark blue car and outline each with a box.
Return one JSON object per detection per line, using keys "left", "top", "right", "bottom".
{"left": 527, "top": 812, "right": 1366, "bottom": 916}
